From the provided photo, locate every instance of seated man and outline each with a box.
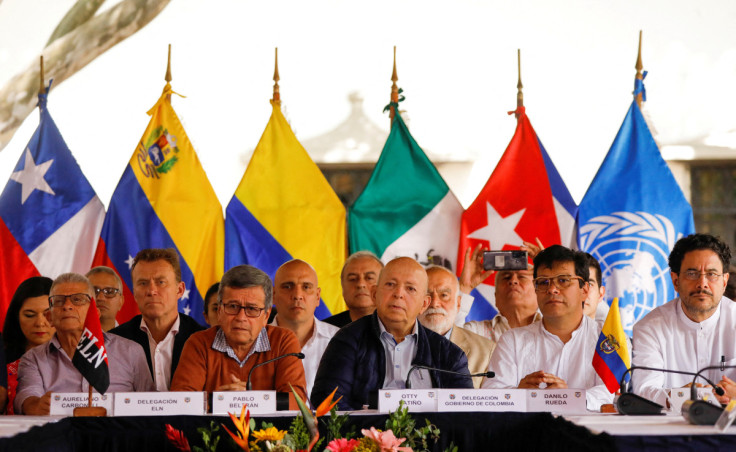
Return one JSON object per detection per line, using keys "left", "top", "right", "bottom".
{"left": 483, "top": 245, "right": 612, "bottom": 411}
{"left": 170, "top": 265, "right": 307, "bottom": 400}
{"left": 312, "top": 257, "right": 472, "bottom": 410}
{"left": 86, "top": 266, "right": 125, "bottom": 332}
{"left": 16, "top": 273, "right": 154, "bottom": 415}
{"left": 324, "top": 251, "right": 384, "bottom": 328}
{"left": 633, "top": 233, "right": 734, "bottom": 405}
{"left": 419, "top": 265, "right": 493, "bottom": 388}
{"left": 270, "top": 259, "right": 338, "bottom": 396}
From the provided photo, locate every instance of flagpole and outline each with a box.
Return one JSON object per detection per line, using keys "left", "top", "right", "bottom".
{"left": 273, "top": 47, "right": 281, "bottom": 105}
{"left": 389, "top": 46, "right": 399, "bottom": 123}
{"left": 165, "top": 43, "right": 172, "bottom": 83}
{"left": 635, "top": 31, "right": 643, "bottom": 108}
{"left": 516, "top": 49, "right": 523, "bottom": 119}
{"left": 39, "top": 56, "right": 46, "bottom": 95}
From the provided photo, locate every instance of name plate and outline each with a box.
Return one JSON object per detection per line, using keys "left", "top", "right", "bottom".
{"left": 113, "top": 392, "right": 205, "bottom": 416}
{"left": 669, "top": 387, "right": 720, "bottom": 413}
{"left": 526, "top": 389, "right": 587, "bottom": 413}
{"left": 50, "top": 392, "right": 113, "bottom": 415}
{"left": 212, "top": 391, "right": 277, "bottom": 415}
{"left": 378, "top": 389, "right": 438, "bottom": 413}
{"left": 437, "top": 389, "right": 527, "bottom": 412}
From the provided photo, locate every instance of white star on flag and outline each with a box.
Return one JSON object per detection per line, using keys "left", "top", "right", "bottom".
{"left": 10, "top": 148, "right": 55, "bottom": 204}
{"left": 182, "top": 289, "right": 190, "bottom": 300}
{"left": 125, "top": 255, "right": 135, "bottom": 269}
{"left": 183, "top": 304, "right": 191, "bottom": 315}
{"left": 468, "top": 202, "right": 526, "bottom": 250}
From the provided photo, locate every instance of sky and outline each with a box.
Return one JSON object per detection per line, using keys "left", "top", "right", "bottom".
{"left": 1, "top": 0, "right": 735, "bottom": 208}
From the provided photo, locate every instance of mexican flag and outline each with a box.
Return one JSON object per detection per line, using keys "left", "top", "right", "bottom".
{"left": 348, "top": 111, "right": 462, "bottom": 271}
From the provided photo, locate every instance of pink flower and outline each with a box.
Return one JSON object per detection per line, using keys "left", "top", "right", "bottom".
{"left": 361, "top": 427, "right": 412, "bottom": 452}
{"left": 325, "top": 438, "right": 360, "bottom": 452}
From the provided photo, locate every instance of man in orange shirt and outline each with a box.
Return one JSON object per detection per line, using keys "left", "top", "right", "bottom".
{"left": 170, "top": 265, "right": 307, "bottom": 400}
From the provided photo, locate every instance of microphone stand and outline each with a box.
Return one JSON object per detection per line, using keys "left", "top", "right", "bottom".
{"left": 682, "top": 364, "right": 735, "bottom": 425}
{"left": 405, "top": 364, "right": 494, "bottom": 389}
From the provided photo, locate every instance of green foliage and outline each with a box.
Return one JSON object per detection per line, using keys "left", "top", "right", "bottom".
{"left": 443, "top": 441, "right": 459, "bottom": 452}
{"left": 156, "top": 155, "right": 178, "bottom": 174}
{"left": 385, "top": 401, "right": 440, "bottom": 452}
{"left": 322, "top": 406, "right": 357, "bottom": 442}
{"left": 283, "top": 415, "right": 310, "bottom": 450}
{"left": 192, "top": 420, "right": 221, "bottom": 452}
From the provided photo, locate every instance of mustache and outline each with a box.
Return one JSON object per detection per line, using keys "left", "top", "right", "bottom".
{"left": 689, "top": 289, "right": 714, "bottom": 296}
{"left": 424, "top": 307, "right": 448, "bottom": 316}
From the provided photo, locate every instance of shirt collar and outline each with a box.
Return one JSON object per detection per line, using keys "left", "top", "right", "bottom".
{"left": 139, "top": 314, "right": 180, "bottom": 336}
{"left": 378, "top": 317, "right": 419, "bottom": 344}
{"left": 212, "top": 327, "right": 271, "bottom": 367}
{"left": 443, "top": 327, "right": 453, "bottom": 340}
{"left": 677, "top": 297, "right": 722, "bottom": 330}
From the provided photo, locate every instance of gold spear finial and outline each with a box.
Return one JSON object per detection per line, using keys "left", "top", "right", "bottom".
{"left": 390, "top": 46, "right": 399, "bottom": 121}
{"left": 39, "top": 55, "right": 46, "bottom": 95}
{"left": 635, "top": 30, "right": 644, "bottom": 108}
{"left": 516, "top": 49, "right": 524, "bottom": 118}
{"left": 165, "top": 44, "right": 172, "bottom": 83}
{"left": 273, "top": 47, "right": 281, "bottom": 105}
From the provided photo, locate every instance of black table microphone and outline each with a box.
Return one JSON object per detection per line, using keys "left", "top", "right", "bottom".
{"left": 682, "top": 364, "right": 735, "bottom": 425}
{"left": 246, "top": 352, "right": 305, "bottom": 390}
{"left": 405, "top": 364, "right": 494, "bottom": 389}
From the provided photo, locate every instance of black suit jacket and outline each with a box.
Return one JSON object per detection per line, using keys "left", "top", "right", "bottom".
{"left": 110, "top": 313, "right": 205, "bottom": 380}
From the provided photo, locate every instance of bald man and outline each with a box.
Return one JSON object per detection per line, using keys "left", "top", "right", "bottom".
{"left": 312, "top": 257, "right": 473, "bottom": 410}
{"left": 270, "top": 259, "right": 338, "bottom": 396}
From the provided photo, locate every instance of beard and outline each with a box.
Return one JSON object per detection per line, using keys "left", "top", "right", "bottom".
{"left": 420, "top": 307, "right": 454, "bottom": 335}
{"left": 681, "top": 289, "right": 719, "bottom": 316}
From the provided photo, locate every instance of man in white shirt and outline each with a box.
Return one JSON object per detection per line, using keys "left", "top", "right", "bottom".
{"left": 270, "top": 259, "right": 338, "bottom": 396}
{"left": 582, "top": 253, "right": 609, "bottom": 329}
{"left": 418, "top": 265, "right": 493, "bottom": 388}
{"left": 633, "top": 233, "right": 734, "bottom": 405}
{"left": 483, "top": 245, "right": 613, "bottom": 411}
{"left": 110, "top": 248, "right": 204, "bottom": 391}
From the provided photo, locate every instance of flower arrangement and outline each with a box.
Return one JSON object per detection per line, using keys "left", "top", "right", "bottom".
{"left": 164, "top": 392, "right": 450, "bottom": 452}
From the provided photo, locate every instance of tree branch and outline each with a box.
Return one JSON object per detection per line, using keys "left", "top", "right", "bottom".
{"left": 46, "top": 0, "right": 107, "bottom": 46}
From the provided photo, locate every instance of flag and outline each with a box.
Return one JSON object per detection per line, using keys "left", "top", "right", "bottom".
{"left": 458, "top": 107, "right": 577, "bottom": 321}
{"left": 225, "top": 101, "right": 345, "bottom": 318}
{"left": 592, "top": 298, "right": 631, "bottom": 393}
{"left": 0, "top": 83, "right": 104, "bottom": 326}
{"left": 349, "top": 110, "right": 463, "bottom": 273}
{"left": 92, "top": 82, "right": 223, "bottom": 325}
{"left": 577, "top": 98, "right": 695, "bottom": 335}
{"left": 73, "top": 298, "right": 110, "bottom": 394}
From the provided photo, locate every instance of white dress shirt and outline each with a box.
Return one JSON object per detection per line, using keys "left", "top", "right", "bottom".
{"left": 632, "top": 297, "right": 736, "bottom": 405}
{"left": 271, "top": 317, "right": 338, "bottom": 396}
{"left": 464, "top": 311, "right": 543, "bottom": 344}
{"left": 140, "top": 315, "right": 180, "bottom": 391}
{"left": 482, "top": 315, "right": 612, "bottom": 410}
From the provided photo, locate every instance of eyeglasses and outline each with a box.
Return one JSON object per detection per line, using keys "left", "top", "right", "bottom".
{"left": 681, "top": 270, "right": 723, "bottom": 282}
{"left": 533, "top": 275, "right": 585, "bottom": 292}
{"left": 221, "top": 302, "right": 266, "bottom": 318}
{"left": 49, "top": 293, "right": 92, "bottom": 307}
{"left": 94, "top": 287, "right": 121, "bottom": 298}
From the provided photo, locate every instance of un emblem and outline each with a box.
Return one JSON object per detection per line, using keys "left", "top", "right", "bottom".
{"left": 579, "top": 211, "right": 683, "bottom": 333}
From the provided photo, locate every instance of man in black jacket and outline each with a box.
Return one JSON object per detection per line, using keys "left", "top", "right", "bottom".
{"left": 312, "top": 257, "right": 473, "bottom": 410}
{"left": 110, "top": 248, "right": 204, "bottom": 390}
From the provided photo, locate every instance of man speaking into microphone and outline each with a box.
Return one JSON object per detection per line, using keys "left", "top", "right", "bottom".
{"left": 170, "top": 265, "right": 307, "bottom": 400}
{"left": 312, "top": 257, "right": 472, "bottom": 411}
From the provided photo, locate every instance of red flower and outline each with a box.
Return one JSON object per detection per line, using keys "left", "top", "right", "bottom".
{"left": 164, "top": 424, "right": 191, "bottom": 452}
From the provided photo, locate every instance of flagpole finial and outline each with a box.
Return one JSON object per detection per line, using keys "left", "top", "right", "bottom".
{"left": 390, "top": 46, "right": 399, "bottom": 121}
{"left": 273, "top": 47, "right": 281, "bottom": 105}
{"left": 165, "top": 44, "right": 172, "bottom": 83}
{"left": 516, "top": 49, "right": 524, "bottom": 118}
{"left": 635, "top": 30, "right": 644, "bottom": 108}
{"left": 39, "top": 55, "right": 46, "bottom": 95}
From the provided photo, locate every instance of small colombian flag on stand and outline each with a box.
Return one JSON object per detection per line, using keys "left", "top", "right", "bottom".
{"left": 592, "top": 298, "right": 631, "bottom": 392}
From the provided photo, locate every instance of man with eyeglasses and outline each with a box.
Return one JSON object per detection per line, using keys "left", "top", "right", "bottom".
{"left": 86, "top": 266, "right": 124, "bottom": 332}
{"left": 482, "top": 245, "right": 613, "bottom": 411}
{"left": 170, "top": 265, "right": 307, "bottom": 400}
{"left": 16, "top": 273, "right": 154, "bottom": 415}
{"left": 633, "top": 233, "right": 734, "bottom": 405}
{"left": 270, "top": 259, "right": 338, "bottom": 396}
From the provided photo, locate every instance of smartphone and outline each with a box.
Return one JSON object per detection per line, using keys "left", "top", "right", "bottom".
{"left": 482, "top": 250, "right": 528, "bottom": 271}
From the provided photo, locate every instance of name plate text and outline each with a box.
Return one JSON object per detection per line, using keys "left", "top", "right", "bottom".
{"left": 50, "top": 393, "right": 113, "bottom": 415}
{"left": 669, "top": 387, "right": 720, "bottom": 413}
{"left": 526, "top": 389, "right": 587, "bottom": 414}
{"left": 113, "top": 392, "right": 205, "bottom": 416}
{"left": 378, "top": 389, "right": 438, "bottom": 413}
{"left": 437, "top": 389, "right": 527, "bottom": 412}
{"left": 212, "top": 391, "right": 277, "bottom": 415}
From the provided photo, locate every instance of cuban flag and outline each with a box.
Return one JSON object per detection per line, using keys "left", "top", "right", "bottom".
{"left": 0, "top": 83, "right": 104, "bottom": 326}
{"left": 458, "top": 107, "right": 577, "bottom": 321}
{"left": 578, "top": 94, "right": 695, "bottom": 335}
{"left": 225, "top": 101, "right": 346, "bottom": 318}
{"left": 92, "top": 82, "right": 224, "bottom": 325}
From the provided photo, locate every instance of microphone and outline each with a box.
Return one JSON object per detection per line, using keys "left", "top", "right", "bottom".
{"left": 682, "top": 364, "right": 735, "bottom": 425}
{"left": 616, "top": 365, "right": 723, "bottom": 415}
{"left": 246, "top": 352, "right": 305, "bottom": 390}
{"left": 405, "top": 364, "right": 494, "bottom": 389}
